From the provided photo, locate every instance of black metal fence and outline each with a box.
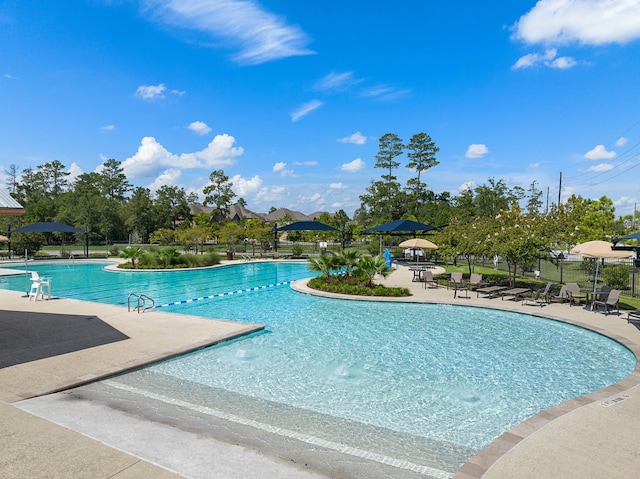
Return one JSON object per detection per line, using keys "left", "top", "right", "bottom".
{"left": 487, "top": 256, "right": 640, "bottom": 298}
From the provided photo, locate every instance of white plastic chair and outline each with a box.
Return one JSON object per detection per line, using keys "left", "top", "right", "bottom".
{"left": 28, "top": 271, "right": 51, "bottom": 301}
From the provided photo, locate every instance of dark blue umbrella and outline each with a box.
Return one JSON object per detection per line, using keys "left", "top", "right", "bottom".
{"left": 614, "top": 231, "right": 640, "bottom": 243}
{"left": 276, "top": 221, "right": 339, "bottom": 232}
{"left": 365, "top": 219, "right": 439, "bottom": 233}
{"left": 10, "top": 222, "right": 83, "bottom": 233}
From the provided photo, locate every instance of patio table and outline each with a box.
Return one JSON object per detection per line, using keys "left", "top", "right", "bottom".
{"left": 581, "top": 289, "right": 608, "bottom": 311}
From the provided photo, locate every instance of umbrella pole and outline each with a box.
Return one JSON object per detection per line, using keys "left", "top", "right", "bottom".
{"left": 24, "top": 249, "right": 29, "bottom": 298}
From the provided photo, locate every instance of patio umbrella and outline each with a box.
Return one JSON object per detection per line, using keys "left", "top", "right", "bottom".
{"left": 570, "top": 240, "right": 632, "bottom": 294}
{"left": 398, "top": 238, "right": 438, "bottom": 249}
{"left": 365, "top": 219, "right": 439, "bottom": 233}
{"left": 399, "top": 238, "right": 438, "bottom": 263}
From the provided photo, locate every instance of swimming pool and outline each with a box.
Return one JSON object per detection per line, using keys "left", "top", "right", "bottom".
{"left": 1, "top": 261, "right": 636, "bottom": 476}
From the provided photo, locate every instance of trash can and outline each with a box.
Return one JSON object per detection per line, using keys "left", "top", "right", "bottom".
{"left": 226, "top": 251, "right": 234, "bottom": 260}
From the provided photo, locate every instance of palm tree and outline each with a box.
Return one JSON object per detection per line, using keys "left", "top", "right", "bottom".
{"left": 307, "top": 255, "right": 335, "bottom": 280}
{"left": 157, "top": 246, "right": 180, "bottom": 268}
{"left": 355, "top": 254, "right": 393, "bottom": 287}
{"left": 120, "top": 246, "right": 145, "bottom": 268}
{"left": 334, "top": 249, "right": 360, "bottom": 277}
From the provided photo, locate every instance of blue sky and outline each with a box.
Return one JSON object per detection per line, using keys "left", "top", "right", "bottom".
{"left": 2, "top": 0, "right": 640, "bottom": 217}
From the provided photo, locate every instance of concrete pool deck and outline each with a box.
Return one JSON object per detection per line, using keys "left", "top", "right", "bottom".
{"left": 1, "top": 261, "right": 640, "bottom": 478}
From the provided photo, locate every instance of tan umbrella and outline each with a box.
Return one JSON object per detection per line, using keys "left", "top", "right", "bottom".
{"left": 570, "top": 240, "right": 632, "bottom": 294}
{"left": 570, "top": 240, "right": 631, "bottom": 259}
{"left": 0, "top": 235, "right": 8, "bottom": 242}
{"left": 399, "top": 238, "right": 438, "bottom": 249}
{"left": 399, "top": 238, "right": 438, "bottom": 263}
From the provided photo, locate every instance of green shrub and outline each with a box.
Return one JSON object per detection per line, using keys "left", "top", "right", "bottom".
{"left": 308, "top": 276, "right": 410, "bottom": 297}
{"left": 603, "top": 263, "right": 631, "bottom": 289}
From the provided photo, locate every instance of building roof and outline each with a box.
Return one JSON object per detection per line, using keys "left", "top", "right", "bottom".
{"left": 0, "top": 189, "right": 25, "bottom": 216}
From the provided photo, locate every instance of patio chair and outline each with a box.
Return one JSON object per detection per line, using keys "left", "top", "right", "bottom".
{"left": 565, "top": 283, "right": 585, "bottom": 307}
{"left": 448, "top": 272, "right": 468, "bottom": 298}
{"left": 593, "top": 289, "right": 621, "bottom": 315}
{"left": 522, "top": 282, "right": 552, "bottom": 307}
{"left": 467, "top": 273, "right": 483, "bottom": 290}
{"left": 422, "top": 269, "right": 437, "bottom": 289}
{"left": 548, "top": 284, "right": 569, "bottom": 304}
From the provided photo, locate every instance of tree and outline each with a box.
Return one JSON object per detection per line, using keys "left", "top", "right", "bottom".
{"left": 355, "top": 254, "right": 393, "bottom": 287}
{"left": 473, "top": 178, "right": 521, "bottom": 217}
{"left": 4, "top": 164, "right": 20, "bottom": 194}
{"left": 154, "top": 185, "right": 191, "bottom": 229}
{"left": 123, "top": 187, "right": 156, "bottom": 244}
{"left": 203, "top": 169, "right": 236, "bottom": 223}
{"left": 405, "top": 132, "right": 439, "bottom": 211}
{"left": 374, "top": 133, "right": 404, "bottom": 214}
{"left": 488, "top": 205, "right": 552, "bottom": 287}
{"left": 217, "top": 222, "right": 243, "bottom": 252}
{"left": 120, "top": 246, "right": 146, "bottom": 268}
{"left": 99, "top": 159, "right": 131, "bottom": 202}
{"left": 308, "top": 254, "right": 335, "bottom": 279}
{"left": 525, "top": 180, "right": 543, "bottom": 215}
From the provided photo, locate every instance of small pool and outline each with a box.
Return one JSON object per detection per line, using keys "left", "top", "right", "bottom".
{"left": 1, "top": 261, "right": 635, "bottom": 476}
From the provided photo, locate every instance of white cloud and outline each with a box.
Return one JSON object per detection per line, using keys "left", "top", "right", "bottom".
{"left": 337, "top": 131, "right": 367, "bottom": 145}
{"left": 588, "top": 163, "right": 614, "bottom": 172}
{"left": 230, "top": 174, "right": 263, "bottom": 196}
{"left": 187, "top": 121, "right": 211, "bottom": 135}
{"left": 341, "top": 158, "right": 365, "bottom": 172}
{"left": 147, "top": 168, "right": 182, "bottom": 192}
{"left": 293, "top": 160, "right": 318, "bottom": 166}
{"left": 616, "top": 137, "right": 629, "bottom": 147}
{"left": 584, "top": 144, "right": 616, "bottom": 160}
{"left": 100, "top": 124, "right": 115, "bottom": 132}
{"left": 273, "top": 162, "right": 294, "bottom": 176}
{"left": 614, "top": 195, "right": 638, "bottom": 209}
{"left": 143, "top": 0, "right": 314, "bottom": 65}
{"left": 253, "top": 185, "right": 288, "bottom": 204}
{"left": 314, "top": 71, "right": 361, "bottom": 92}
{"left": 458, "top": 181, "right": 474, "bottom": 192}
{"left": 465, "top": 144, "right": 489, "bottom": 158}
{"left": 300, "top": 193, "right": 321, "bottom": 203}
{"left": 512, "top": 0, "right": 640, "bottom": 46}
{"left": 290, "top": 100, "right": 323, "bottom": 122}
{"left": 67, "top": 162, "right": 83, "bottom": 183}
{"left": 136, "top": 84, "right": 167, "bottom": 100}
{"left": 330, "top": 182, "right": 348, "bottom": 190}
{"left": 122, "top": 134, "right": 243, "bottom": 178}
{"left": 512, "top": 48, "right": 577, "bottom": 70}
{"left": 360, "top": 84, "right": 411, "bottom": 102}
{"left": 529, "top": 162, "right": 541, "bottom": 168}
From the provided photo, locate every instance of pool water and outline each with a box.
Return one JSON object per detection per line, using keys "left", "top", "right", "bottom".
{"left": 1, "top": 261, "right": 636, "bottom": 475}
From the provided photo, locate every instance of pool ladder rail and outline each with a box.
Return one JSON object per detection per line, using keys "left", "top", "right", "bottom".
{"left": 128, "top": 293, "right": 155, "bottom": 313}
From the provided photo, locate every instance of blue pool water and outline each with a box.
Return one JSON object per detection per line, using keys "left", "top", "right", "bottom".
{"left": 1, "top": 261, "right": 636, "bottom": 475}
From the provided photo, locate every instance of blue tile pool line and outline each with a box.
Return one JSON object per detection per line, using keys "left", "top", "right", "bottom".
{"left": 154, "top": 280, "right": 293, "bottom": 309}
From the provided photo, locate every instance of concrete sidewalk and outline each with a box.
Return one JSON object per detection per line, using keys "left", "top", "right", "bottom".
{"left": 2, "top": 262, "right": 640, "bottom": 478}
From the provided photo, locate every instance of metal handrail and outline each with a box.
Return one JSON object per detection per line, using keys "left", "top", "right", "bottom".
{"left": 128, "top": 293, "right": 155, "bottom": 313}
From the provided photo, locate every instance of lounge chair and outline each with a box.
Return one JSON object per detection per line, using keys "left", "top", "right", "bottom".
{"left": 593, "top": 289, "right": 621, "bottom": 315}
{"left": 627, "top": 311, "right": 640, "bottom": 323}
{"left": 501, "top": 287, "right": 530, "bottom": 301}
{"left": 522, "top": 282, "right": 552, "bottom": 307}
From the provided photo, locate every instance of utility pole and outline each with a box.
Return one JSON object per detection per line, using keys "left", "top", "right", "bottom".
{"left": 557, "top": 172, "right": 562, "bottom": 207}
